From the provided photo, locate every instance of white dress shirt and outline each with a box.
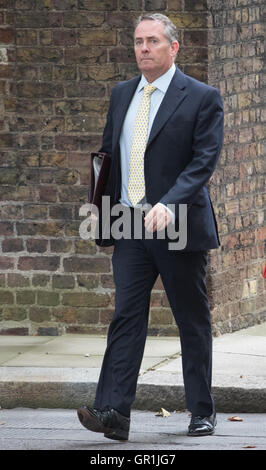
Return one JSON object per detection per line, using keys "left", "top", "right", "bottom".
{"left": 119, "top": 63, "right": 176, "bottom": 223}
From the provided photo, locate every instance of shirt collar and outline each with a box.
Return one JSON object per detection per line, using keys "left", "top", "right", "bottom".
{"left": 137, "top": 63, "right": 176, "bottom": 94}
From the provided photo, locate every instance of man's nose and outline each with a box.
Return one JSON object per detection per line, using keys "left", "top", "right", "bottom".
{"left": 141, "top": 41, "right": 150, "bottom": 52}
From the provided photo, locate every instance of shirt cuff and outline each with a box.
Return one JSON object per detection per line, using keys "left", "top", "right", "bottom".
{"left": 157, "top": 203, "right": 175, "bottom": 224}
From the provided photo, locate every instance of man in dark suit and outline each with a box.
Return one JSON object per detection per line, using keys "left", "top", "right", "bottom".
{"left": 77, "top": 13, "right": 224, "bottom": 440}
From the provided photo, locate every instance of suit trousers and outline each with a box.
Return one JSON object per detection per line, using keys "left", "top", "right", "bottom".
{"left": 94, "top": 209, "right": 214, "bottom": 418}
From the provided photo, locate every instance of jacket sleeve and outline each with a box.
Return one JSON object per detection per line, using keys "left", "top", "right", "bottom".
{"left": 159, "top": 87, "right": 224, "bottom": 216}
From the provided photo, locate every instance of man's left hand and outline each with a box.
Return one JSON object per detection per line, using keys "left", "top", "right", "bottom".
{"left": 144, "top": 203, "right": 172, "bottom": 232}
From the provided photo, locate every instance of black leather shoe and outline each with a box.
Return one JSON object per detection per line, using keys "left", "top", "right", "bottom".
{"left": 77, "top": 406, "right": 130, "bottom": 441}
{"left": 188, "top": 413, "right": 217, "bottom": 436}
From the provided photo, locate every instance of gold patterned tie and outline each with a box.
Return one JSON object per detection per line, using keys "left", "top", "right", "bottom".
{"left": 128, "top": 84, "right": 157, "bottom": 206}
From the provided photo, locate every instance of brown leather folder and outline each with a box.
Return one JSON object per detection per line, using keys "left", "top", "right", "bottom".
{"left": 89, "top": 152, "right": 111, "bottom": 211}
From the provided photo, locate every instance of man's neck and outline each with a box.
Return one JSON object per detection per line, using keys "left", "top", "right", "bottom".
{"left": 143, "top": 63, "right": 175, "bottom": 84}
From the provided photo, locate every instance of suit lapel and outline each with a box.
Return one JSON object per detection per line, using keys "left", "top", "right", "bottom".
{"left": 112, "top": 76, "right": 140, "bottom": 153}
{"left": 112, "top": 67, "right": 188, "bottom": 153}
{"left": 147, "top": 67, "right": 188, "bottom": 147}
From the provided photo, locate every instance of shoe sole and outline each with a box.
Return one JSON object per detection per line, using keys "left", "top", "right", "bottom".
{"left": 104, "top": 430, "right": 128, "bottom": 441}
{"left": 187, "top": 428, "right": 215, "bottom": 436}
{"left": 77, "top": 408, "right": 128, "bottom": 441}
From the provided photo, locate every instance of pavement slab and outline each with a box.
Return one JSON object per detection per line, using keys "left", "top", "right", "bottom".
{"left": 0, "top": 323, "right": 265, "bottom": 413}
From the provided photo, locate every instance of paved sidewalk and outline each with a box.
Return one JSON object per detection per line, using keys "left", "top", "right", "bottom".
{"left": 0, "top": 409, "right": 265, "bottom": 450}
{"left": 0, "top": 323, "right": 266, "bottom": 412}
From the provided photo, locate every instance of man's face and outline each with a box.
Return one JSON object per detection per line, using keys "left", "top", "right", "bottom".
{"left": 134, "top": 20, "right": 179, "bottom": 80}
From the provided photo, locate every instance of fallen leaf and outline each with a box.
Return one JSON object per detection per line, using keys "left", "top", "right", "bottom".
{"left": 242, "top": 445, "right": 256, "bottom": 449}
{"left": 155, "top": 407, "right": 171, "bottom": 417}
{"left": 228, "top": 416, "right": 243, "bottom": 421}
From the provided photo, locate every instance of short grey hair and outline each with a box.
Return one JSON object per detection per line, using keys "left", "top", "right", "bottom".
{"left": 135, "top": 13, "right": 179, "bottom": 44}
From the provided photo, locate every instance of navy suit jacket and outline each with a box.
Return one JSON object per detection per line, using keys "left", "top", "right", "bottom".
{"left": 95, "top": 66, "right": 224, "bottom": 250}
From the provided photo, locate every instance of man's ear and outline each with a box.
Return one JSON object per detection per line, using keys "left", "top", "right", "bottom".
{"left": 171, "top": 41, "right": 179, "bottom": 57}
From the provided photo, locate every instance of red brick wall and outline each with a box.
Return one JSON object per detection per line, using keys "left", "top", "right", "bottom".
{"left": 0, "top": 0, "right": 264, "bottom": 336}
{"left": 207, "top": 0, "right": 265, "bottom": 333}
